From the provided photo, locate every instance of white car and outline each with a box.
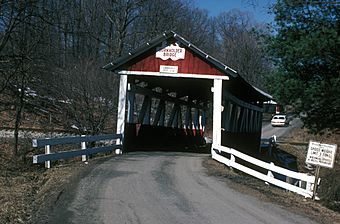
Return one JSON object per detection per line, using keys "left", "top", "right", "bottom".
{"left": 271, "top": 115, "right": 288, "bottom": 127}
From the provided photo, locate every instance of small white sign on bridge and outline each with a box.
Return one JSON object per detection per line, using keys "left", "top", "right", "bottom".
{"left": 306, "top": 141, "right": 337, "bottom": 168}
{"left": 160, "top": 65, "right": 178, "bottom": 73}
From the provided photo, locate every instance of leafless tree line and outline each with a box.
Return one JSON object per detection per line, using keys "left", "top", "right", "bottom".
{"left": 0, "top": 0, "right": 272, "bottom": 155}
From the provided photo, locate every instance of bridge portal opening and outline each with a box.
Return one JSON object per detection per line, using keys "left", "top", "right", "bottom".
{"left": 124, "top": 75, "right": 213, "bottom": 152}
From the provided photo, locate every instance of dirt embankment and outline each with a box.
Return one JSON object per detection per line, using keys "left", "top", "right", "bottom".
{"left": 284, "top": 128, "right": 340, "bottom": 213}
{"left": 0, "top": 138, "right": 93, "bottom": 224}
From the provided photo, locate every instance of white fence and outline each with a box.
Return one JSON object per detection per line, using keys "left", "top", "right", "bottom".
{"left": 32, "top": 134, "right": 122, "bottom": 168}
{"left": 211, "top": 144, "right": 318, "bottom": 198}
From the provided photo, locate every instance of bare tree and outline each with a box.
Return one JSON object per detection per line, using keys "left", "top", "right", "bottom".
{"left": 0, "top": 0, "right": 48, "bottom": 155}
{"left": 0, "top": 0, "right": 272, "bottom": 157}
{"left": 102, "top": 0, "right": 146, "bottom": 58}
{"left": 53, "top": 59, "right": 119, "bottom": 135}
{"left": 215, "top": 9, "right": 269, "bottom": 87}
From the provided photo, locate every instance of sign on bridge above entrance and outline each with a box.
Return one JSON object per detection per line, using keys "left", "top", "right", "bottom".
{"left": 160, "top": 65, "right": 178, "bottom": 73}
{"left": 306, "top": 141, "right": 337, "bottom": 168}
{"left": 156, "top": 42, "right": 185, "bottom": 61}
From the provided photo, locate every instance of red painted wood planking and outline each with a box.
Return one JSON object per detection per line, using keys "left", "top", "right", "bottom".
{"left": 124, "top": 48, "right": 225, "bottom": 76}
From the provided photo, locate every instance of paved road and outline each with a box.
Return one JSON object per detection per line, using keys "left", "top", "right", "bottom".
{"left": 49, "top": 152, "right": 316, "bottom": 224}
{"left": 262, "top": 117, "right": 303, "bottom": 139}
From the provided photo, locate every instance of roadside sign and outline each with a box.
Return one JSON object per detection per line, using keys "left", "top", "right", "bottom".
{"left": 306, "top": 141, "right": 337, "bottom": 168}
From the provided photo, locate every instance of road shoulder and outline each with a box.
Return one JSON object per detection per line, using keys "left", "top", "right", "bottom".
{"left": 202, "top": 157, "right": 340, "bottom": 224}
{"left": 30, "top": 156, "right": 112, "bottom": 224}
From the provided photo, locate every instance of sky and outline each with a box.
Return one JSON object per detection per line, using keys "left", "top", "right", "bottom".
{"left": 194, "top": 0, "right": 276, "bottom": 24}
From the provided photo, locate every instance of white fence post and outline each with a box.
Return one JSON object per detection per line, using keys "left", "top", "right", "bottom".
{"left": 45, "top": 144, "right": 51, "bottom": 169}
{"left": 306, "top": 179, "right": 314, "bottom": 192}
{"left": 264, "top": 162, "right": 274, "bottom": 185}
{"left": 81, "top": 135, "right": 87, "bottom": 162}
{"left": 272, "top": 135, "right": 277, "bottom": 143}
{"left": 266, "top": 162, "right": 275, "bottom": 184}
{"left": 231, "top": 154, "right": 235, "bottom": 164}
{"left": 230, "top": 154, "right": 236, "bottom": 170}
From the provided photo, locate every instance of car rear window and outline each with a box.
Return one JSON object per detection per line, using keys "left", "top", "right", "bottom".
{"left": 273, "top": 116, "right": 285, "bottom": 119}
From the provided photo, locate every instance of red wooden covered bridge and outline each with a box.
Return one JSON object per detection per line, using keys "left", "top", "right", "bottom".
{"left": 103, "top": 31, "right": 271, "bottom": 156}
{"left": 32, "top": 37, "right": 317, "bottom": 198}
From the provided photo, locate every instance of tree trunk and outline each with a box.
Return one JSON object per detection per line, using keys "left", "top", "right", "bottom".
{"left": 13, "top": 85, "right": 25, "bottom": 157}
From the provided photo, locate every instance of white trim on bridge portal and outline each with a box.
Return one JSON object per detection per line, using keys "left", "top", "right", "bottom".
{"left": 116, "top": 74, "right": 127, "bottom": 154}
{"left": 212, "top": 79, "right": 223, "bottom": 150}
{"left": 117, "top": 70, "right": 230, "bottom": 80}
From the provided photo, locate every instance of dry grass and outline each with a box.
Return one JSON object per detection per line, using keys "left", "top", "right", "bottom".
{"left": 0, "top": 138, "right": 88, "bottom": 224}
{"left": 0, "top": 139, "right": 39, "bottom": 223}
{"left": 284, "top": 127, "right": 340, "bottom": 211}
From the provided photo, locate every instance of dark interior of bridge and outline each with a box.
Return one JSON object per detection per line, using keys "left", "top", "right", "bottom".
{"left": 124, "top": 75, "right": 213, "bottom": 153}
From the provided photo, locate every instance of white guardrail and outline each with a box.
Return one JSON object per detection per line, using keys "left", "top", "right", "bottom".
{"left": 32, "top": 134, "right": 122, "bottom": 169}
{"left": 211, "top": 144, "right": 318, "bottom": 198}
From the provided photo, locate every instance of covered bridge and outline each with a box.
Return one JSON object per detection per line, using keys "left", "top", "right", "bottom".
{"left": 103, "top": 31, "right": 271, "bottom": 155}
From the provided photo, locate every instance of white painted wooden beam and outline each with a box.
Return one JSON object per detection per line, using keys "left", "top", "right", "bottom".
{"left": 116, "top": 75, "right": 128, "bottom": 154}
{"left": 212, "top": 79, "right": 223, "bottom": 149}
{"left": 118, "top": 70, "right": 229, "bottom": 80}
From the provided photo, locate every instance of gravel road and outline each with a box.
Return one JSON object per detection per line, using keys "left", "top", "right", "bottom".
{"left": 262, "top": 117, "right": 303, "bottom": 139}
{"left": 48, "top": 152, "right": 317, "bottom": 224}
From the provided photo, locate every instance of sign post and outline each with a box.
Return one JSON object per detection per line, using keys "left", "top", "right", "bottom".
{"left": 312, "top": 165, "right": 320, "bottom": 200}
{"left": 305, "top": 141, "right": 337, "bottom": 200}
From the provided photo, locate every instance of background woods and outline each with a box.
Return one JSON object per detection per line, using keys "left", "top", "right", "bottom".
{"left": 267, "top": 0, "right": 340, "bottom": 134}
{"left": 0, "top": 0, "right": 271, "bottom": 156}
{"left": 2, "top": 0, "right": 338, "bottom": 154}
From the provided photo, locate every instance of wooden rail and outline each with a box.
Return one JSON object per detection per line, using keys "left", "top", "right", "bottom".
{"left": 212, "top": 142, "right": 319, "bottom": 198}
{"left": 32, "top": 134, "right": 122, "bottom": 168}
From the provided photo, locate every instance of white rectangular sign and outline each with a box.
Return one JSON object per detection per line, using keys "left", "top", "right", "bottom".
{"left": 159, "top": 65, "right": 178, "bottom": 74}
{"left": 306, "top": 141, "right": 337, "bottom": 168}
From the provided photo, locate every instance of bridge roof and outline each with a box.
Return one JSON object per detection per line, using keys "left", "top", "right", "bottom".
{"left": 103, "top": 31, "right": 272, "bottom": 102}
